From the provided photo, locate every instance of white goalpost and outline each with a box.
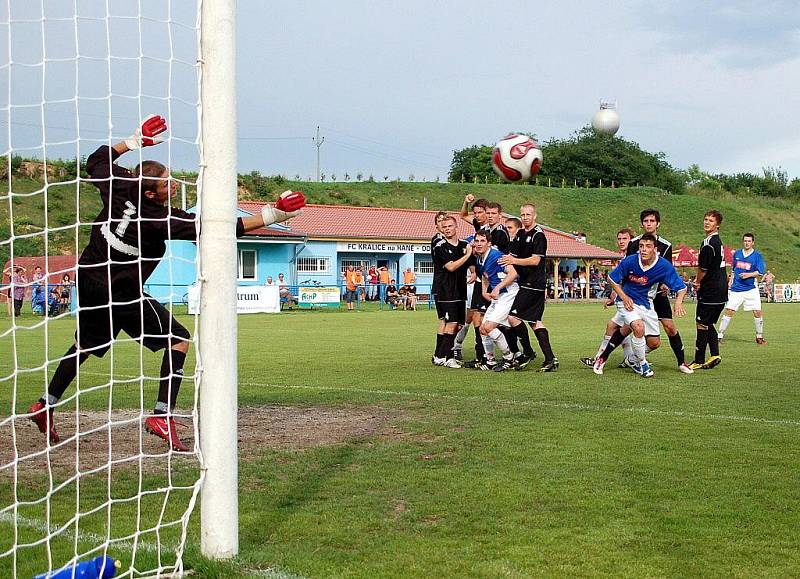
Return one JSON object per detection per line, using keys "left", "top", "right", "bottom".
{"left": 0, "top": 0, "right": 238, "bottom": 576}
{"left": 198, "top": 0, "right": 239, "bottom": 561}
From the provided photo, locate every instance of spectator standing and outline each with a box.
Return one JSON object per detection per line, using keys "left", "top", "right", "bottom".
{"left": 378, "top": 266, "right": 390, "bottom": 302}
{"left": 367, "top": 265, "right": 379, "bottom": 301}
{"left": 10, "top": 266, "right": 27, "bottom": 317}
{"left": 403, "top": 267, "right": 416, "bottom": 285}
{"left": 763, "top": 270, "right": 774, "bottom": 302}
{"left": 354, "top": 266, "right": 365, "bottom": 301}
{"left": 59, "top": 274, "right": 73, "bottom": 313}
{"left": 344, "top": 266, "right": 358, "bottom": 311}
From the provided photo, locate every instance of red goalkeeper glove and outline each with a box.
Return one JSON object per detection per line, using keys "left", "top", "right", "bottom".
{"left": 124, "top": 115, "right": 167, "bottom": 150}
{"left": 261, "top": 190, "right": 305, "bottom": 226}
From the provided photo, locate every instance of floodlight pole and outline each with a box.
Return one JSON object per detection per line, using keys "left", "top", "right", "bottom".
{"left": 199, "top": 0, "right": 239, "bottom": 559}
{"left": 313, "top": 125, "right": 325, "bottom": 182}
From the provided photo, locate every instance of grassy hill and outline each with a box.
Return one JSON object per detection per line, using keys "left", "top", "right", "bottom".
{"left": 3, "top": 177, "right": 800, "bottom": 277}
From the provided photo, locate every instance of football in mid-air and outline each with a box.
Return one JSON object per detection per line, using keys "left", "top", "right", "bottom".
{"left": 491, "top": 134, "right": 543, "bottom": 182}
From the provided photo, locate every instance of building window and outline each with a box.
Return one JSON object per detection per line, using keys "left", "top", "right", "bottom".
{"left": 340, "top": 259, "right": 370, "bottom": 275}
{"left": 414, "top": 259, "right": 434, "bottom": 275}
{"left": 238, "top": 249, "right": 257, "bottom": 280}
{"left": 297, "top": 256, "right": 330, "bottom": 273}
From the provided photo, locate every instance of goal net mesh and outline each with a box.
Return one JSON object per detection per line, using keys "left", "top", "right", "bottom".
{"left": 1, "top": 0, "right": 204, "bottom": 576}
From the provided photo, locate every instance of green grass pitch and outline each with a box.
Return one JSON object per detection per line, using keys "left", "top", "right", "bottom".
{"left": 1, "top": 302, "right": 799, "bottom": 577}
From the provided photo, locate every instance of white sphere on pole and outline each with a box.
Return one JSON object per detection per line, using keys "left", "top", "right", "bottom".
{"left": 591, "top": 101, "right": 620, "bottom": 135}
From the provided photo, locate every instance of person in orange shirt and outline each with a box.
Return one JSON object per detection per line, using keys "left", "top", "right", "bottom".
{"left": 344, "top": 266, "right": 358, "bottom": 310}
{"left": 354, "top": 266, "right": 365, "bottom": 302}
{"left": 378, "top": 266, "right": 390, "bottom": 302}
{"left": 403, "top": 267, "right": 416, "bottom": 285}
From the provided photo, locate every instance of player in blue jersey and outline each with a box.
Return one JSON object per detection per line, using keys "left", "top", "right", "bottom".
{"left": 717, "top": 232, "right": 767, "bottom": 344}
{"left": 592, "top": 233, "right": 688, "bottom": 377}
{"left": 471, "top": 231, "right": 518, "bottom": 371}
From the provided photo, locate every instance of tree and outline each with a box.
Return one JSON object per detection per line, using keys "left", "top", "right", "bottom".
{"left": 448, "top": 144, "right": 493, "bottom": 182}
{"left": 538, "top": 127, "right": 687, "bottom": 193}
{"left": 448, "top": 127, "right": 689, "bottom": 193}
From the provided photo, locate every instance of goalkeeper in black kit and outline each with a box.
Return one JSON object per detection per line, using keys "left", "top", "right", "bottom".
{"left": 28, "top": 115, "right": 305, "bottom": 451}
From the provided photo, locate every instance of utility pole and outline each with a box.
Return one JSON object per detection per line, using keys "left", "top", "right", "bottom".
{"left": 312, "top": 126, "right": 325, "bottom": 182}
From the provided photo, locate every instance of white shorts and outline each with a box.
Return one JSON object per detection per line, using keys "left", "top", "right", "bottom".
{"left": 612, "top": 302, "right": 660, "bottom": 336}
{"left": 483, "top": 285, "right": 519, "bottom": 327}
{"left": 466, "top": 282, "right": 474, "bottom": 306}
{"left": 725, "top": 287, "right": 761, "bottom": 312}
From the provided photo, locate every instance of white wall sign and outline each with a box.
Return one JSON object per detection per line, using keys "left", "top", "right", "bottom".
{"left": 774, "top": 283, "right": 800, "bottom": 303}
{"left": 336, "top": 241, "right": 431, "bottom": 254}
{"left": 188, "top": 284, "right": 280, "bottom": 314}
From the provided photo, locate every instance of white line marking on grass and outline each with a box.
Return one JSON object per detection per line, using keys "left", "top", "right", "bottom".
{"left": 242, "top": 381, "right": 800, "bottom": 428}
{"left": 0, "top": 512, "right": 174, "bottom": 554}
{"left": 11, "top": 368, "right": 800, "bottom": 427}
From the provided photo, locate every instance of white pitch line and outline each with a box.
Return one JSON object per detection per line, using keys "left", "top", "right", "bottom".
{"left": 0, "top": 512, "right": 174, "bottom": 555}
{"left": 240, "top": 380, "right": 800, "bottom": 428}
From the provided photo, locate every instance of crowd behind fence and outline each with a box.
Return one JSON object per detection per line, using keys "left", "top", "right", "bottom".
{"left": 1, "top": 279, "right": 789, "bottom": 317}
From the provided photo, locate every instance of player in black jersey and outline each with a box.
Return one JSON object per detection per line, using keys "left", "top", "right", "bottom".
{"left": 430, "top": 211, "right": 449, "bottom": 364}
{"left": 500, "top": 204, "right": 559, "bottom": 371}
{"left": 625, "top": 209, "right": 694, "bottom": 374}
{"left": 431, "top": 215, "right": 474, "bottom": 367}
{"left": 27, "top": 116, "right": 304, "bottom": 451}
{"left": 689, "top": 210, "right": 728, "bottom": 370}
{"left": 457, "top": 195, "right": 490, "bottom": 366}
{"left": 459, "top": 193, "right": 488, "bottom": 231}
{"left": 484, "top": 202, "right": 510, "bottom": 253}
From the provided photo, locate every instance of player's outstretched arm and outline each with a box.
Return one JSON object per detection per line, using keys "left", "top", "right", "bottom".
{"left": 459, "top": 194, "right": 474, "bottom": 224}
{"left": 241, "top": 191, "right": 306, "bottom": 233}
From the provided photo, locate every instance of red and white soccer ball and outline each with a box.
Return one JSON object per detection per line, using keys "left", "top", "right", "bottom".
{"left": 491, "top": 134, "right": 543, "bottom": 182}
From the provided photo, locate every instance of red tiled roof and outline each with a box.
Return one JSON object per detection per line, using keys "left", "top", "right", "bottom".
{"left": 238, "top": 203, "right": 620, "bottom": 260}
{"left": 3, "top": 255, "right": 77, "bottom": 284}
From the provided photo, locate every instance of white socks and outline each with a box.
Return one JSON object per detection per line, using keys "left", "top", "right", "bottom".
{"left": 754, "top": 317, "right": 764, "bottom": 337}
{"left": 454, "top": 324, "right": 469, "bottom": 348}
{"left": 487, "top": 328, "right": 511, "bottom": 357}
{"left": 718, "top": 314, "right": 732, "bottom": 338}
{"left": 595, "top": 335, "right": 612, "bottom": 359}
{"left": 621, "top": 334, "right": 635, "bottom": 362}
{"left": 631, "top": 335, "right": 647, "bottom": 363}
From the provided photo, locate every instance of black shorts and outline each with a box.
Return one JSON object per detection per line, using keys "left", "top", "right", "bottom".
{"left": 76, "top": 278, "right": 190, "bottom": 356}
{"left": 437, "top": 300, "right": 466, "bottom": 325}
{"left": 696, "top": 302, "right": 725, "bottom": 327}
{"left": 653, "top": 292, "right": 673, "bottom": 320}
{"left": 469, "top": 288, "right": 488, "bottom": 312}
{"left": 509, "top": 286, "right": 546, "bottom": 323}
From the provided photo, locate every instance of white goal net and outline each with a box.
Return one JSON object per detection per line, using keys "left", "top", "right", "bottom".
{"left": 0, "top": 0, "right": 212, "bottom": 576}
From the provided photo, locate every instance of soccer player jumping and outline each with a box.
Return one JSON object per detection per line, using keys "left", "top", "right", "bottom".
{"left": 28, "top": 115, "right": 305, "bottom": 451}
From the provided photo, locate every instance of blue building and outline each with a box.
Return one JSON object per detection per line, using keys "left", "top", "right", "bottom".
{"left": 146, "top": 203, "right": 621, "bottom": 303}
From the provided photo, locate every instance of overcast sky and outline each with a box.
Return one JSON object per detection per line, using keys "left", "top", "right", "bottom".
{"left": 2, "top": 0, "right": 799, "bottom": 181}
